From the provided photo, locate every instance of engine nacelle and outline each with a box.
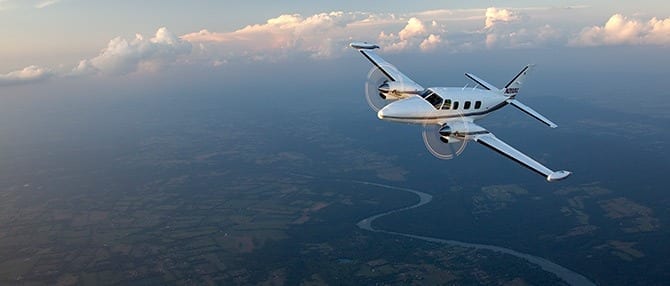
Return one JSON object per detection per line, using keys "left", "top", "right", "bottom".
{"left": 439, "top": 125, "right": 452, "bottom": 137}
{"left": 378, "top": 81, "right": 423, "bottom": 100}
{"left": 438, "top": 125, "right": 463, "bottom": 143}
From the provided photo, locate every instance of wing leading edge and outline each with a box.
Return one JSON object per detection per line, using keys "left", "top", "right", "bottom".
{"left": 473, "top": 133, "right": 571, "bottom": 182}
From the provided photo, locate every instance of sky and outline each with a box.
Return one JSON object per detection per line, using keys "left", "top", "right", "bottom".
{"left": 1, "top": 3, "right": 669, "bottom": 284}
{"left": 1, "top": 0, "right": 669, "bottom": 86}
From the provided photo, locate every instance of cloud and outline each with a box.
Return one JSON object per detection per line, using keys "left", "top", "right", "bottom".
{"left": 377, "top": 17, "right": 445, "bottom": 52}
{"left": 184, "top": 11, "right": 383, "bottom": 59}
{"left": 1, "top": 27, "right": 191, "bottom": 85}
{"left": 8, "top": 7, "right": 657, "bottom": 87}
{"left": 0, "top": 65, "right": 53, "bottom": 86}
{"left": 35, "top": 0, "right": 61, "bottom": 9}
{"left": 73, "top": 27, "right": 192, "bottom": 75}
{"left": 420, "top": 34, "right": 443, "bottom": 51}
{"left": 485, "top": 7, "right": 520, "bottom": 29}
{"left": 478, "top": 7, "right": 569, "bottom": 50}
{"left": 572, "top": 14, "right": 670, "bottom": 46}
{"left": 183, "top": 12, "right": 452, "bottom": 60}
{"left": 399, "top": 17, "right": 427, "bottom": 40}
{"left": 485, "top": 24, "right": 563, "bottom": 49}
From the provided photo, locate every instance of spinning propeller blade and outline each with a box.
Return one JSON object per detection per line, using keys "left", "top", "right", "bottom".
{"left": 364, "top": 67, "right": 390, "bottom": 112}
{"left": 422, "top": 117, "right": 469, "bottom": 160}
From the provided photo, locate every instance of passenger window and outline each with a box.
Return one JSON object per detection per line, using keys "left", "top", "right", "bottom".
{"left": 464, "top": 101, "right": 471, "bottom": 109}
{"left": 425, "top": 93, "right": 444, "bottom": 109}
{"left": 475, "top": 101, "right": 482, "bottom": 109}
{"left": 441, "top": 99, "right": 451, "bottom": 109}
{"left": 452, "top": 101, "right": 459, "bottom": 110}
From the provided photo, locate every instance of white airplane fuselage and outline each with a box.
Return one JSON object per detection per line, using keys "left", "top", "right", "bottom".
{"left": 377, "top": 87, "right": 508, "bottom": 126}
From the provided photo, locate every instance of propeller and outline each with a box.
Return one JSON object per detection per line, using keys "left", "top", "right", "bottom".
{"left": 421, "top": 113, "right": 469, "bottom": 160}
{"left": 364, "top": 66, "right": 392, "bottom": 112}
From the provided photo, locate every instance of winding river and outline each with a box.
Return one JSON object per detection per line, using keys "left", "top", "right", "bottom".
{"left": 351, "top": 180, "right": 596, "bottom": 286}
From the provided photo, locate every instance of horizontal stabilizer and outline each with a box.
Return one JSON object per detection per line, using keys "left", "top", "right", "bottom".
{"left": 464, "top": 73, "right": 498, "bottom": 91}
{"left": 507, "top": 99, "right": 557, "bottom": 128}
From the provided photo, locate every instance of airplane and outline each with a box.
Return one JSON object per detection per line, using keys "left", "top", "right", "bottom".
{"left": 350, "top": 42, "right": 571, "bottom": 182}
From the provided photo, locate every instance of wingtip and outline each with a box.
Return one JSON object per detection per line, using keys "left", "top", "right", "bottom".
{"left": 547, "top": 170, "right": 571, "bottom": 182}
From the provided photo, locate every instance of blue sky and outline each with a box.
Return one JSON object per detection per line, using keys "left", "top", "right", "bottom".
{"left": 1, "top": 0, "right": 669, "bottom": 85}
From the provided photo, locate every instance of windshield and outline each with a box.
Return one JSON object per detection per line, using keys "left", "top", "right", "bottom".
{"left": 420, "top": 90, "right": 444, "bottom": 109}
{"left": 425, "top": 93, "right": 443, "bottom": 109}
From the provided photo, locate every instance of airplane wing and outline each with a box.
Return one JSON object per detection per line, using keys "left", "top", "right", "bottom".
{"left": 350, "top": 42, "right": 423, "bottom": 90}
{"left": 442, "top": 120, "right": 571, "bottom": 182}
{"left": 474, "top": 132, "right": 570, "bottom": 181}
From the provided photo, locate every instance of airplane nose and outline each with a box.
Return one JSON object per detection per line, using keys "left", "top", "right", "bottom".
{"left": 378, "top": 95, "right": 434, "bottom": 119}
{"left": 377, "top": 108, "right": 386, "bottom": 119}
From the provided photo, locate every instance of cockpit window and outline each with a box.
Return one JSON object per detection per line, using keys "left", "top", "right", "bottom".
{"left": 420, "top": 89, "right": 432, "bottom": 98}
{"left": 425, "top": 93, "right": 443, "bottom": 109}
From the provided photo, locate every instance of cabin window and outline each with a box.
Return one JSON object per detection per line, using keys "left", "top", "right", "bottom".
{"left": 475, "top": 101, "right": 482, "bottom": 109}
{"left": 441, "top": 99, "right": 452, "bottom": 109}
{"left": 452, "top": 101, "right": 459, "bottom": 110}
{"left": 464, "top": 101, "right": 471, "bottom": 109}
{"left": 425, "top": 93, "right": 444, "bottom": 109}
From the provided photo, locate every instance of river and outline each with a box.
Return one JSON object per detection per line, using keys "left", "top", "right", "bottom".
{"left": 351, "top": 180, "right": 596, "bottom": 286}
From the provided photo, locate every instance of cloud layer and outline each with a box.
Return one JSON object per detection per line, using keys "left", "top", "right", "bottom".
{"left": 484, "top": 7, "right": 520, "bottom": 29}
{"left": 4, "top": 8, "right": 670, "bottom": 87}
{"left": 73, "top": 27, "right": 191, "bottom": 75}
{"left": 572, "top": 14, "right": 670, "bottom": 46}
{"left": 182, "top": 11, "right": 446, "bottom": 59}
{"left": 0, "top": 65, "right": 52, "bottom": 86}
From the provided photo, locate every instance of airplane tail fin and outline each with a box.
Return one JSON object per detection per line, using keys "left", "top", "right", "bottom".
{"left": 501, "top": 65, "right": 558, "bottom": 128}
{"left": 502, "top": 65, "right": 534, "bottom": 98}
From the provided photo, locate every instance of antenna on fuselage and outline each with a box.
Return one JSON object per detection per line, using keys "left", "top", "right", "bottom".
{"left": 462, "top": 84, "right": 468, "bottom": 90}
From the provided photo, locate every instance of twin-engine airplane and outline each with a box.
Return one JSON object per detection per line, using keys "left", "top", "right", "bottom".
{"left": 351, "top": 42, "right": 571, "bottom": 182}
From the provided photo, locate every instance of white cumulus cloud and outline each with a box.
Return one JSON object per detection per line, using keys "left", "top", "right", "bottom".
{"left": 184, "top": 12, "right": 450, "bottom": 60}
{"left": 485, "top": 7, "right": 520, "bottom": 29}
{"left": 0, "top": 65, "right": 53, "bottom": 86}
{"left": 73, "top": 27, "right": 192, "bottom": 75}
{"left": 377, "top": 18, "right": 446, "bottom": 53}
{"left": 572, "top": 14, "right": 670, "bottom": 46}
{"left": 9, "top": 7, "right": 658, "bottom": 87}
{"left": 420, "top": 34, "right": 443, "bottom": 51}
{"left": 398, "top": 17, "right": 427, "bottom": 40}
{"left": 183, "top": 11, "right": 382, "bottom": 59}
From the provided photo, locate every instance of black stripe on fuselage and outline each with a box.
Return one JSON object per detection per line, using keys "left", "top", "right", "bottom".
{"left": 360, "top": 50, "right": 396, "bottom": 82}
{"left": 476, "top": 138, "right": 547, "bottom": 177}
{"left": 510, "top": 102, "right": 553, "bottom": 127}
{"left": 381, "top": 101, "right": 508, "bottom": 120}
{"left": 505, "top": 66, "right": 529, "bottom": 88}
